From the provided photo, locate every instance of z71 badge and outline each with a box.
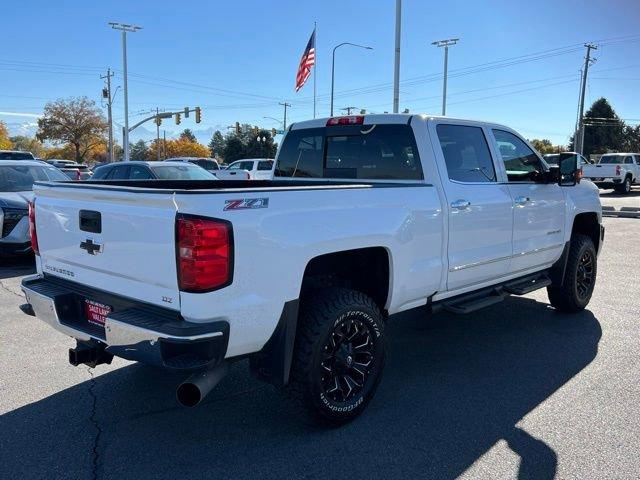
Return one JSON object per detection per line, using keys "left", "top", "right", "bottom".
{"left": 224, "top": 198, "right": 269, "bottom": 211}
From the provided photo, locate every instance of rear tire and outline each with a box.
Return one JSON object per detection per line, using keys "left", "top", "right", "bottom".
{"left": 547, "top": 234, "right": 597, "bottom": 313}
{"left": 616, "top": 176, "right": 631, "bottom": 194}
{"left": 286, "top": 288, "right": 385, "bottom": 426}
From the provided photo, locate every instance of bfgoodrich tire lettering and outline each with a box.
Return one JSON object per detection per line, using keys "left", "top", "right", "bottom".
{"left": 286, "top": 288, "right": 385, "bottom": 425}
{"left": 547, "top": 234, "right": 597, "bottom": 313}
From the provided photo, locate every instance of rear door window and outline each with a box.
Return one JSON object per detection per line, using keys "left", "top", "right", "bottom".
{"left": 130, "top": 165, "right": 153, "bottom": 180}
{"left": 436, "top": 124, "right": 496, "bottom": 183}
{"left": 109, "top": 165, "right": 130, "bottom": 180}
{"left": 258, "top": 160, "right": 274, "bottom": 170}
{"left": 275, "top": 124, "right": 422, "bottom": 180}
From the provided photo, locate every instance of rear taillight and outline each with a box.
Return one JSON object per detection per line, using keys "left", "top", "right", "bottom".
{"left": 326, "top": 115, "right": 364, "bottom": 126}
{"left": 28, "top": 201, "right": 39, "bottom": 256}
{"left": 615, "top": 165, "right": 621, "bottom": 176}
{"left": 176, "top": 215, "right": 232, "bottom": 292}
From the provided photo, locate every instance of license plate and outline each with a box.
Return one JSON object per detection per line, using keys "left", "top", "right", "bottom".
{"left": 84, "top": 299, "right": 112, "bottom": 327}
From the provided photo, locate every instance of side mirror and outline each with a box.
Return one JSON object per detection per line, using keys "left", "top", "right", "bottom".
{"left": 558, "top": 153, "right": 580, "bottom": 186}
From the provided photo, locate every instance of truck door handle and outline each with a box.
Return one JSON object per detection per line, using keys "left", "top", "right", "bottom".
{"left": 451, "top": 199, "right": 471, "bottom": 210}
{"left": 514, "top": 196, "right": 530, "bottom": 206}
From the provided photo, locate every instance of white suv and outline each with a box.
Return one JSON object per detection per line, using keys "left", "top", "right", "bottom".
{"left": 226, "top": 158, "right": 274, "bottom": 180}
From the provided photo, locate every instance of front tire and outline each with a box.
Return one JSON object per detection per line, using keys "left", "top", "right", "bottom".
{"left": 286, "top": 288, "right": 385, "bottom": 425}
{"left": 547, "top": 234, "right": 597, "bottom": 312}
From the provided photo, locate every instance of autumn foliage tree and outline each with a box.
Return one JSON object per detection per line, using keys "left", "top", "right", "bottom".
{"left": 36, "top": 96, "right": 108, "bottom": 162}
{"left": 146, "top": 138, "right": 210, "bottom": 160}
{"left": 0, "top": 121, "right": 12, "bottom": 149}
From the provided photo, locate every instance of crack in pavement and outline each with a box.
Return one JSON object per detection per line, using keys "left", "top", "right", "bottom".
{"left": 0, "top": 279, "right": 22, "bottom": 298}
{"left": 86, "top": 367, "right": 102, "bottom": 480}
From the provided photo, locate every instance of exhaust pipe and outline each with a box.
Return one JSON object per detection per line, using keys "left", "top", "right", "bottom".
{"left": 176, "top": 362, "right": 229, "bottom": 407}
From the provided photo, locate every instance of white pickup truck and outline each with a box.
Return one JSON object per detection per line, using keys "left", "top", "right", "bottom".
{"left": 21, "top": 114, "right": 604, "bottom": 425}
{"left": 582, "top": 152, "right": 640, "bottom": 194}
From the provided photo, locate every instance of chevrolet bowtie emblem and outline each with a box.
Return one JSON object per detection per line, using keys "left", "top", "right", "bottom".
{"left": 79, "top": 239, "right": 103, "bottom": 255}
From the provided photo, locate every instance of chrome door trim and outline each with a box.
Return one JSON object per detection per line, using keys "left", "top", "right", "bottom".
{"left": 449, "top": 243, "right": 563, "bottom": 272}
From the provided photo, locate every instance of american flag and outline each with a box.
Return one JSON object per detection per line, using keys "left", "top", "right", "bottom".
{"left": 295, "top": 29, "right": 316, "bottom": 92}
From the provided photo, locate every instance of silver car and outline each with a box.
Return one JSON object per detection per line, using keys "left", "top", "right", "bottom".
{"left": 0, "top": 160, "right": 68, "bottom": 255}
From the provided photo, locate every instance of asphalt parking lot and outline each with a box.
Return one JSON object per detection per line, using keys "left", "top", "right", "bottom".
{"left": 1, "top": 216, "right": 639, "bottom": 480}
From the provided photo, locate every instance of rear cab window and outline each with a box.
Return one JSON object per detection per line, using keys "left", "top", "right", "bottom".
{"left": 599, "top": 155, "right": 623, "bottom": 164}
{"left": 258, "top": 160, "right": 274, "bottom": 171}
{"left": 275, "top": 124, "right": 423, "bottom": 180}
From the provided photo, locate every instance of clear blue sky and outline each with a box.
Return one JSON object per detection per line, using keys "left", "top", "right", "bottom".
{"left": 1, "top": 0, "right": 639, "bottom": 145}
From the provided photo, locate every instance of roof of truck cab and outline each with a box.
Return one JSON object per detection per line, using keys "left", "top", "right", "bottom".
{"left": 289, "top": 113, "right": 514, "bottom": 131}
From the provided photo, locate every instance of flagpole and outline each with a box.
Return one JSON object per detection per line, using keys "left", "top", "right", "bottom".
{"left": 313, "top": 22, "right": 317, "bottom": 118}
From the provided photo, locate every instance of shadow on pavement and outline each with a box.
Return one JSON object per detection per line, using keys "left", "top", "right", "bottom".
{"left": 0, "top": 255, "right": 35, "bottom": 280}
{"left": 599, "top": 187, "right": 640, "bottom": 198}
{"left": 0, "top": 296, "right": 601, "bottom": 480}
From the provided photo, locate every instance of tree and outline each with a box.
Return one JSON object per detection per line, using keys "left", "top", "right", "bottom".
{"left": 245, "top": 129, "right": 277, "bottom": 158}
{"left": 179, "top": 129, "right": 197, "bottom": 143}
{"left": 147, "top": 138, "right": 210, "bottom": 160}
{"left": 0, "top": 121, "right": 12, "bottom": 149}
{"left": 36, "top": 96, "right": 108, "bottom": 162}
{"left": 570, "top": 98, "right": 624, "bottom": 156}
{"left": 130, "top": 140, "right": 149, "bottom": 160}
{"left": 208, "top": 130, "right": 225, "bottom": 158}
{"left": 621, "top": 124, "right": 640, "bottom": 152}
{"left": 222, "top": 136, "right": 246, "bottom": 163}
{"left": 529, "top": 138, "right": 565, "bottom": 155}
{"left": 9, "top": 136, "right": 46, "bottom": 157}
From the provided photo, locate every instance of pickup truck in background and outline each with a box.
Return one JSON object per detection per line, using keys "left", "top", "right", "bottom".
{"left": 582, "top": 152, "right": 640, "bottom": 194}
{"left": 21, "top": 114, "right": 603, "bottom": 425}
{"left": 165, "top": 157, "right": 251, "bottom": 180}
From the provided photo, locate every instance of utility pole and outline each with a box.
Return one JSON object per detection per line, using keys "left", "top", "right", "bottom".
{"left": 163, "top": 130, "right": 167, "bottom": 160}
{"left": 156, "top": 107, "right": 161, "bottom": 161}
{"left": 393, "top": 0, "right": 401, "bottom": 113}
{"left": 279, "top": 102, "right": 291, "bottom": 130}
{"left": 341, "top": 106, "right": 356, "bottom": 115}
{"left": 109, "top": 22, "right": 142, "bottom": 161}
{"left": 576, "top": 43, "right": 598, "bottom": 155}
{"left": 100, "top": 68, "right": 115, "bottom": 162}
{"left": 432, "top": 38, "right": 459, "bottom": 116}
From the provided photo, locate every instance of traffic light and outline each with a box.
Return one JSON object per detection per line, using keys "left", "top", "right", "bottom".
{"left": 184, "top": 107, "right": 189, "bottom": 118}
{"left": 253, "top": 126, "right": 259, "bottom": 136}
{"left": 195, "top": 106, "right": 201, "bottom": 124}
{"left": 155, "top": 116, "right": 162, "bottom": 126}
{"left": 271, "top": 128, "right": 277, "bottom": 137}
{"left": 175, "top": 113, "right": 181, "bottom": 125}
{"left": 235, "top": 121, "right": 241, "bottom": 135}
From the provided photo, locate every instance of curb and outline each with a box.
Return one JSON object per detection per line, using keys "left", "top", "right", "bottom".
{"left": 602, "top": 206, "right": 640, "bottom": 218}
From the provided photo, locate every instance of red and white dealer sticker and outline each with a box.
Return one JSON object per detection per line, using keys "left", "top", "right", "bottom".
{"left": 84, "top": 299, "right": 112, "bottom": 327}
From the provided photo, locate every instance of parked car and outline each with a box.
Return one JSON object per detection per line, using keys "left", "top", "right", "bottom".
{"left": 0, "top": 150, "right": 36, "bottom": 161}
{"left": 22, "top": 114, "right": 602, "bottom": 425}
{"left": 0, "top": 160, "right": 68, "bottom": 255}
{"left": 47, "top": 162, "right": 93, "bottom": 181}
{"left": 582, "top": 153, "right": 640, "bottom": 194}
{"left": 164, "top": 157, "right": 249, "bottom": 180}
{"left": 90, "top": 161, "right": 218, "bottom": 181}
{"left": 226, "top": 158, "right": 275, "bottom": 179}
{"left": 543, "top": 152, "right": 592, "bottom": 168}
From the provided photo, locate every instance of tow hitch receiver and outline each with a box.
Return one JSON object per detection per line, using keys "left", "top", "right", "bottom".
{"left": 69, "top": 341, "right": 113, "bottom": 368}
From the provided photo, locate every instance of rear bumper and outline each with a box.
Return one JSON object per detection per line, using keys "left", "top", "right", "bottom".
{"left": 590, "top": 178, "right": 621, "bottom": 189}
{"left": 21, "top": 274, "right": 229, "bottom": 371}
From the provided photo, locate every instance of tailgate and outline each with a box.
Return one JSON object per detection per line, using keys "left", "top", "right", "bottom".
{"left": 584, "top": 164, "right": 617, "bottom": 178}
{"left": 34, "top": 183, "right": 180, "bottom": 309}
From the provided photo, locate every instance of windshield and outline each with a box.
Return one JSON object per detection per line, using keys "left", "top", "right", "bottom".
{"left": 599, "top": 155, "right": 623, "bottom": 164}
{"left": 0, "top": 151, "right": 35, "bottom": 160}
{"left": 0, "top": 165, "right": 68, "bottom": 192}
{"left": 151, "top": 164, "right": 216, "bottom": 180}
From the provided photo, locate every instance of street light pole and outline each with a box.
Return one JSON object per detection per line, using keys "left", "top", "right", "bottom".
{"left": 109, "top": 22, "right": 142, "bottom": 161}
{"left": 432, "top": 38, "right": 459, "bottom": 116}
{"left": 331, "top": 42, "right": 373, "bottom": 116}
{"left": 393, "top": 0, "right": 402, "bottom": 113}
